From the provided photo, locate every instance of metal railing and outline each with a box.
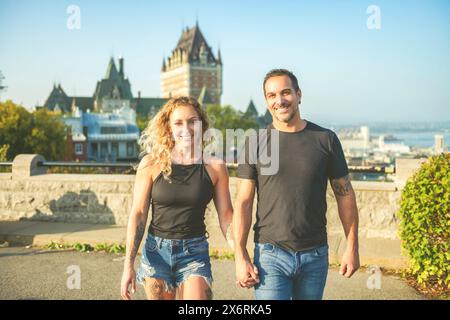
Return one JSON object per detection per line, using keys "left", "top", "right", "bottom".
{"left": 0, "top": 160, "right": 395, "bottom": 174}
{"left": 36, "top": 161, "right": 136, "bottom": 168}
{"left": 348, "top": 165, "right": 395, "bottom": 174}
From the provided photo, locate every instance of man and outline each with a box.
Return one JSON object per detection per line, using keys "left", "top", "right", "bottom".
{"left": 233, "top": 69, "right": 360, "bottom": 300}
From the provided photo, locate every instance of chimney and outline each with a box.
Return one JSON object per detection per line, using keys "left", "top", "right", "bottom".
{"left": 119, "top": 57, "right": 124, "bottom": 76}
{"left": 138, "top": 91, "right": 141, "bottom": 99}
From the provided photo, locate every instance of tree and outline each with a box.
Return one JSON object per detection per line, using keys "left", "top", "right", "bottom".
{"left": 0, "top": 70, "right": 7, "bottom": 101}
{"left": 204, "top": 104, "right": 258, "bottom": 162}
{"left": 205, "top": 104, "right": 257, "bottom": 136}
{"left": 0, "top": 144, "right": 9, "bottom": 161}
{"left": 0, "top": 100, "right": 34, "bottom": 159}
{"left": 136, "top": 114, "right": 150, "bottom": 132}
{"left": 0, "top": 100, "right": 67, "bottom": 160}
{"left": 26, "top": 108, "right": 67, "bottom": 160}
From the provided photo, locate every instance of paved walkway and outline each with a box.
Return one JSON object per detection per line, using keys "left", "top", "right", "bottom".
{"left": 0, "top": 221, "right": 128, "bottom": 248}
{"left": 0, "top": 221, "right": 426, "bottom": 300}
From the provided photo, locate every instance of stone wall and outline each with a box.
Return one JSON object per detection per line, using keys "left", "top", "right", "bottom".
{"left": 0, "top": 154, "right": 428, "bottom": 268}
{"left": 0, "top": 172, "right": 134, "bottom": 226}
{"left": 205, "top": 179, "right": 407, "bottom": 267}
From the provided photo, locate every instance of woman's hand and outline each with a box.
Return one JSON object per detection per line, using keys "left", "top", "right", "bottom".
{"left": 235, "top": 253, "right": 259, "bottom": 289}
{"left": 121, "top": 265, "right": 137, "bottom": 300}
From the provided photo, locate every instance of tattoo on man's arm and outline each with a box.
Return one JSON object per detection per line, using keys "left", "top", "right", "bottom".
{"left": 331, "top": 175, "right": 353, "bottom": 197}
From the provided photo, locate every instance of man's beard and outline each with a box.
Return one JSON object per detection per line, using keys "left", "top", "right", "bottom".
{"left": 273, "top": 103, "right": 299, "bottom": 123}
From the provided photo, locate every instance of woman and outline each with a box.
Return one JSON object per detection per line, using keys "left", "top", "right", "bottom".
{"left": 120, "top": 96, "right": 233, "bottom": 300}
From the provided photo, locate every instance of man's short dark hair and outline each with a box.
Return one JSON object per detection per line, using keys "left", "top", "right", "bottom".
{"left": 263, "top": 69, "right": 300, "bottom": 96}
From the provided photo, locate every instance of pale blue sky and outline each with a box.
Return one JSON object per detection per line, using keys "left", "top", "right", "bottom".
{"left": 0, "top": 0, "right": 449, "bottom": 122}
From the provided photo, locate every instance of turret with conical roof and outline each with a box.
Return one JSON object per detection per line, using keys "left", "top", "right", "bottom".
{"left": 43, "top": 83, "right": 71, "bottom": 112}
{"left": 105, "top": 57, "right": 119, "bottom": 79}
{"left": 263, "top": 109, "right": 273, "bottom": 126}
{"left": 93, "top": 56, "right": 133, "bottom": 111}
{"left": 245, "top": 99, "right": 259, "bottom": 119}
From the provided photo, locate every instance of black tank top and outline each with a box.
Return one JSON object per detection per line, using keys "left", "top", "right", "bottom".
{"left": 148, "top": 162, "right": 214, "bottom": 239}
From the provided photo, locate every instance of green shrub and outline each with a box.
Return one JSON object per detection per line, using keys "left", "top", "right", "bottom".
{"left": 44, "top": 241, "right": 72, "bottom": 250}
{"left": 43, "top": 241, "right": 125, "bottom": 254}
{"left": 398, "top": 153, "right": 450, "bottom": 291}
{"left": 94, "top": 243, "right": 126, "bottom": 254}
{"left": 73, "top": 243, "right": 94, "bottom": 252}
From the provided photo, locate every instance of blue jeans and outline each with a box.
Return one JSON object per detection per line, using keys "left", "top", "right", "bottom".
{"left": 136, "top": 233, "right": 213, "bottom": 291}
{"left": 253, "top": 242, "right": 329, "bottom": 300}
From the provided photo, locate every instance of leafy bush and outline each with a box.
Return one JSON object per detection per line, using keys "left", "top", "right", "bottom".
{"left": 94, "top": 243, "right": 126, "bottom": 254}
{"left": 73, "top": 243, "right": 94, "bottom": 252}
{"left": 398, "top": 153, "right": 450, "bottom": 292}
{"left": 45, "top": 241, "right": 72, "bottom": 250}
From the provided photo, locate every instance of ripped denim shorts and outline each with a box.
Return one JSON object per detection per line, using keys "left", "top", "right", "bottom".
{"left": 136, "top": 233, "right": 213, "bottom": 292}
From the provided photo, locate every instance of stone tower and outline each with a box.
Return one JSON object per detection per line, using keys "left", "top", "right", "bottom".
{"left": 93, "top": 57, "right": 133, "bottom": 112}
{"left": 161, "top": 22, "right": 222, "bottom": 105}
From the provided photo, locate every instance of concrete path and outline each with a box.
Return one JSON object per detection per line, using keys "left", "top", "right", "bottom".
{"left": 0, "top": 221, "right": 127, "bottom": 248}
{"left": 0, "top": 221, "right": 426, "bottom": 300}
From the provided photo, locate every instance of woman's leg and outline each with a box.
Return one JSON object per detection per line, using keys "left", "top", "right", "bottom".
{"left": 143, "top": 277, "right": 176, "bottom": 300}
{"left": 178, "top": 276, "right": 213, "bottom": 300}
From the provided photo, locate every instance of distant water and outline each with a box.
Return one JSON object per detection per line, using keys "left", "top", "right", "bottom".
{"left": 326, "top": 122, "right": 450, "bottom": 148}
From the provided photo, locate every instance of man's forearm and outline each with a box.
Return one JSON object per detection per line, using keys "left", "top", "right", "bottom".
{"left": 233, "top": 199, "right": 253, "bottom": 259}
{"left": 337, "top": 190, "right": 359, "bottom": 249}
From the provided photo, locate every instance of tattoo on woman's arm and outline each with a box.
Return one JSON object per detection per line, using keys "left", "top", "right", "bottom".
{"left": 129, "top": 220, "right": 146, "bottom": 261}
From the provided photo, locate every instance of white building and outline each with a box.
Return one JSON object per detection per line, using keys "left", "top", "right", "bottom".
{"left": 339, "top": 126, "right": 372, "bottom": 152}
{"left": 433, "top": 134, "right": 447, "bottom": 154}
{"left": 63, "top": 103, "right": 140, "bottom": 162}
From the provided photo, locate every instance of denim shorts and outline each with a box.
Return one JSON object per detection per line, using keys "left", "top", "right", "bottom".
{"left": 254, "top": 242, "right": 329, "bottom": 300}
{"left": 136, "top": 233, "right": 213, "bottom": 292}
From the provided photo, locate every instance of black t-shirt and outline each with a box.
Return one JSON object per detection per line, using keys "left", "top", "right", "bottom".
{"left": 237, "top": 120, "right": 349, "bottom": 252}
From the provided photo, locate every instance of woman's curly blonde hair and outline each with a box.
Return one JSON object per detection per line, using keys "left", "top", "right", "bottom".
{"left": 137, "top": 96, "right": 210, "bottom": 179}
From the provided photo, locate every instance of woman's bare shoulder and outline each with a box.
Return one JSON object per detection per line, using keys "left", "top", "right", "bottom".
{"left": 136, "top": 154, "right": 154, "bottom": 171}
{"left": 136, "top": 154, "right": 163, "bottom": 181}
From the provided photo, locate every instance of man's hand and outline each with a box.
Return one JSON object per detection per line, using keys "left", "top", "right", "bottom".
{"left": 339, "top": 247, "right": 360, "bottom": 278}
{"left": 331, "top": 174, "right": 360, "bottom": 279}
{"left": 235, "top": 255, "right": 260, "bottom": 288}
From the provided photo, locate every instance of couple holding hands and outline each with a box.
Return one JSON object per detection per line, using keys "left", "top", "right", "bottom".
{"left": 121, "top": 69, "right": 360, "bottom": 300}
